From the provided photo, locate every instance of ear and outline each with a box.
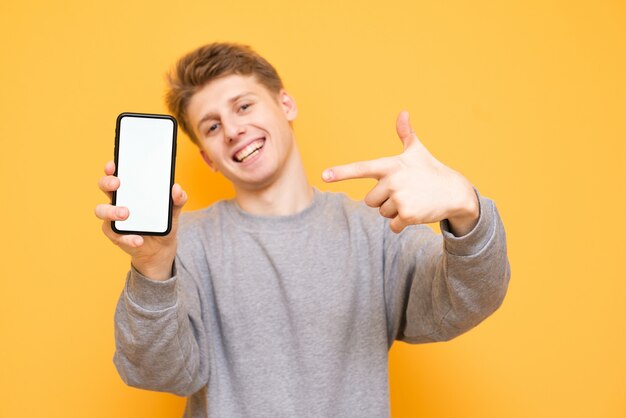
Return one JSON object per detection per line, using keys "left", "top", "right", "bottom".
{"left": 200, "top": 149, "right": 218, "bottom": 172}
{"left": 278, "top": 90, "right": 298, "bottom": 122}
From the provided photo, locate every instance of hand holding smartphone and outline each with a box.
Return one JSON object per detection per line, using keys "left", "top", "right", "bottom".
{"left": 112, "top": 112, "right": 177, "bottom": 236}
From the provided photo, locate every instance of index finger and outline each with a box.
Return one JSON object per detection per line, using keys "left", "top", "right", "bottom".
{"left": 322, "top": 156, "right": 395, "bottom": 182}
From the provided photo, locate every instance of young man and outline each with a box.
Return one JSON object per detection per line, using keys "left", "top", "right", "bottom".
{"left": 95, "top": 43, "right": 510, "bottom": 418}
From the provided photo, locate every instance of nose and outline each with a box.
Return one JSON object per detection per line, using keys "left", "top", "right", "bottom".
{"left": 223, "top": 116, "right": 246, "bottom": 143}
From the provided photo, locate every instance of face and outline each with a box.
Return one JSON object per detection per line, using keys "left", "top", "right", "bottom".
{"left": 186, "top": 74, "right": 298, "bottom": 192}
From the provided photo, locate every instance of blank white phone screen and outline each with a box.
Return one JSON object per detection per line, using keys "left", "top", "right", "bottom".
{"left": 114, "top": 116, "right": 174, "bottom": 234}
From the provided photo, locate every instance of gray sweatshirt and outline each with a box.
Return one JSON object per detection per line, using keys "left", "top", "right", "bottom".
{"left": 113, "top": 189, "right": 510, "bottom": 417}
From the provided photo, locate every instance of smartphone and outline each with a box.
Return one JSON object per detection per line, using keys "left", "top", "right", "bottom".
{"left": 112, "top": 112, "right": 177, "bottom": 236}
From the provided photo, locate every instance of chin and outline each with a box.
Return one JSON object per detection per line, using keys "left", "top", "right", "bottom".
{"left": 226, "top": 171, "right": 270, "bottom": 191}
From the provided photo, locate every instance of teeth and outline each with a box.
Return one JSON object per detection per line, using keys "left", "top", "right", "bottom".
{"left": 241, "top": 149, "right": 260, "bottom": 162}
{"left": 235, "top": 139, "right": 265, "bottom": 162}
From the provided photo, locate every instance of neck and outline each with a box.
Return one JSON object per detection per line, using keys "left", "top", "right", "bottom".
{"left": 233, "top": 144, "right": 314, "bottom": 216}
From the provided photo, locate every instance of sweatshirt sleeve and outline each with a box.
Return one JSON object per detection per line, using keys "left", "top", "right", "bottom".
{"left": 384, "top": 188, "right": 511, "bottom": 345}
{"left": 112, "top": 257, "right": 210, "bottom": 396}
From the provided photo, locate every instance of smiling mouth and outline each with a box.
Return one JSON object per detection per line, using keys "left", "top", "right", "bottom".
{"left": 233, "top": 138, "right": 265, "bottom": 163}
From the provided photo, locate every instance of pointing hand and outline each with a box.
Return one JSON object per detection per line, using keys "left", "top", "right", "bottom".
{"left": 322, "top": 111, "right": 479, "bottom": 235}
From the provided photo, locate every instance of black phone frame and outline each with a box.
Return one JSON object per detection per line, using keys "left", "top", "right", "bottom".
{"left": 111, "top": 112, "right": 178, "bottom": 236}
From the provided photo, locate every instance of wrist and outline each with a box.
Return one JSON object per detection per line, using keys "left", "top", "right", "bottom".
{"left": 132, "top": 255, "right": 175, "bottom": 281}
{"left": 447, "top": 187, "right": 480, "bottom": 237}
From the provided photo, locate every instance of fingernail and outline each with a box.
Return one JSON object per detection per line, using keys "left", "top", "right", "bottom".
{"left": 322, "top": 169, "right": 334, "bottom": 181}
{"left": 116, "top": 207, "right": 126, "bottom": 218}
{"left": 133, "top": 237, "right": 142, "bottom": 246}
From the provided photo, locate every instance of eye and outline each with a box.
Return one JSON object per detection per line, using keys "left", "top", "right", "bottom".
{"left": 239, "top": 103, "right": 252, "bottom": 112}
{"left": 206, "top": 122, "right": 220, "bottom": 136}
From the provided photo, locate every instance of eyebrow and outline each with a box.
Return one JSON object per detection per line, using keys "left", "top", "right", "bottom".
{"left": 196, "top": 92, "right": 255, "bottom": 132}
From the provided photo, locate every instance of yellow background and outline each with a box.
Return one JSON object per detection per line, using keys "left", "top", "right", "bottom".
{"left": 1, "top": 1, "right": 624, "bottom": 417}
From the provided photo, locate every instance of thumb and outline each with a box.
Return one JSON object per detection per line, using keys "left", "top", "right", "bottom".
{"left": 396, "top": 110, "right": 418, "bottom": 151}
